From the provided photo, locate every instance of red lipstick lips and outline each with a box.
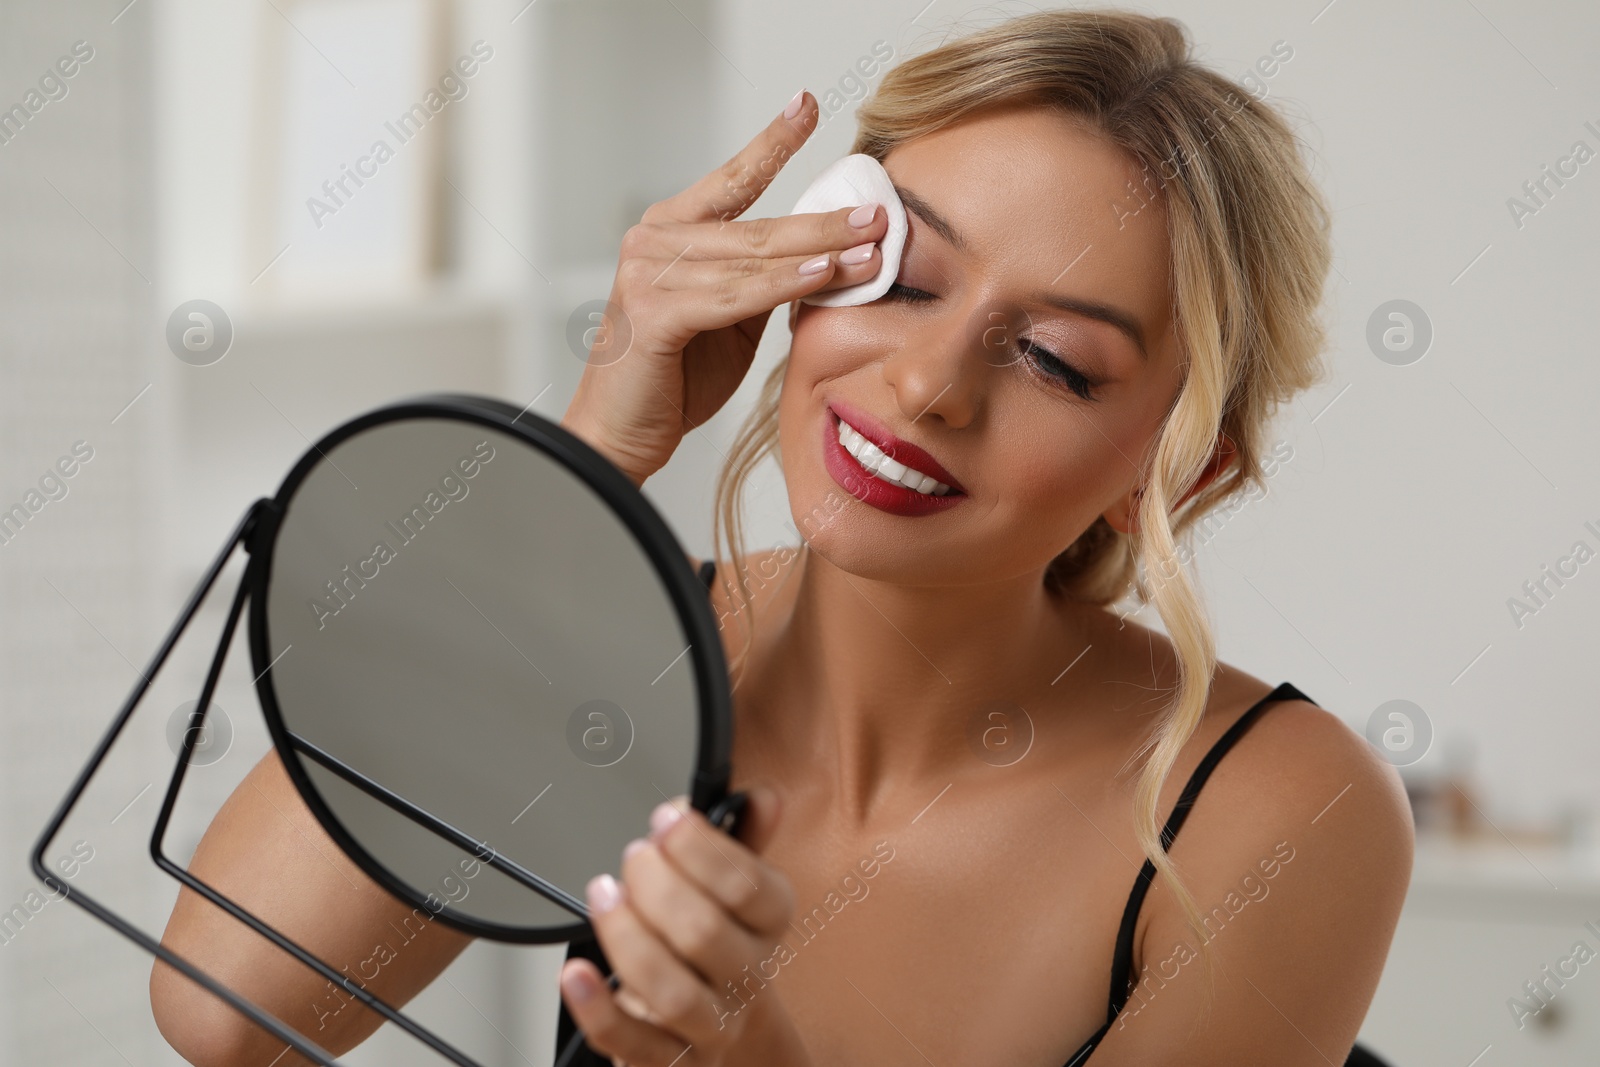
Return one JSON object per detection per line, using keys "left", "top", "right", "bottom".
{"left": 821, "top": 400, "right": 967, "bottom": 518}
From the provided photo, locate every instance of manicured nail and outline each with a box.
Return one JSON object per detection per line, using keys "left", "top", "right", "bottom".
{"left": 588, "top": 873, "right": 621, "bottom": 913}
{"left": 848, "top": 204, "right": 877, "bottom": 227}
{"left": 563, "top": 963, "right": 598, "bottom": 1003}
{"left": 784, "top": 88, "right": 806, "bottom": 120}
{"left": 839, "top": 242, "right": 875, "bottom": 265}
{"left": 622, "top": 838, "right": 648, "bottom": 863}
{"left": 650, "top": 799, "right": 686, "bottom": 836}
{"left": 798, "top": 254, "right": 830, "bottom": 275}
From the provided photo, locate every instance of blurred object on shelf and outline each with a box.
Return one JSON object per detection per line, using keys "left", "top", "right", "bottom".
{"left": 1400, "top": 729, "right": 1593, "bottom": 850}
{"left": 1399, "top": 728, "right": 1476, "bottom": 837}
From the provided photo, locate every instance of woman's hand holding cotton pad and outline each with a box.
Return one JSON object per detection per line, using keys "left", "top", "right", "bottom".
{"left": 564, "top": 90, "right": 900, "bottom": 490}
{"left": 789, "top": 154, "right": 909, "bottom": 306}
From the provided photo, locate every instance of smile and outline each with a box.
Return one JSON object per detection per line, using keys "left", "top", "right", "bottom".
{"left": 835, "top": 417, "right": 952, "bottom": 495}
{"left": 820, "top": 402, "right": 966, "bottom": 518}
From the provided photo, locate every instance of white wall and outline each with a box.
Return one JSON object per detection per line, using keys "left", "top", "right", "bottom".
{"left": 0, "top": 0, "right": 165, "bottom": 1061}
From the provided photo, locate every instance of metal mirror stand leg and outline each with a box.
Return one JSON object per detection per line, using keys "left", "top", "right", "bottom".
{"left": 31, "top": 499, "right": 489, "bottom": 1067}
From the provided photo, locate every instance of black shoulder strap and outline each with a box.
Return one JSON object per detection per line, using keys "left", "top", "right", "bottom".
{"left": 697, "top": 557, "right": 717, "bottom": 590}
{"left": 1103, "top": 681, "right": 1316, "bottom": 1021}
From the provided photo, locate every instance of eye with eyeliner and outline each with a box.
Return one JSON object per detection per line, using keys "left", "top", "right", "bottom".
{"left": 880, "top": 282, "right": 1102, "bottom": 402}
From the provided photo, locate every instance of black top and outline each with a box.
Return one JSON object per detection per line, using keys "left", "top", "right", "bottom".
{"left": 556, "top": 560, "right": 1384, "bottom": 1066}
{"left": 1061, "top": 679, "right": 1316, "bottom": 1064}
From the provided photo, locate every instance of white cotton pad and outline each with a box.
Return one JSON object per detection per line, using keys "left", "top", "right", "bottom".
{"left": 789, "top": 153, "right": 907, "bottom": 307}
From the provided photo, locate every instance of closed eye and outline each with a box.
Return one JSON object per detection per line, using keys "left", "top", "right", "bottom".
{"left": 884, "top": 281, "right": 937, "bottom": 304}
{"left": 878, "top": 283, "right": 1101, "bottom": 402}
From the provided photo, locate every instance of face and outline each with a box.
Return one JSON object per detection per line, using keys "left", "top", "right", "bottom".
{"left": 779, "top": 105, "right": 1193, "bottom": 586}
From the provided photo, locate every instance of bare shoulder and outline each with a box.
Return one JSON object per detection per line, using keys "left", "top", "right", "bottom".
{"left": 1216, "top": 679, "right": 1413, "bottom": 853}
{"left": 1096, "top": 625, "right": 1414, "bottom": 853}
{"left": 1096, "top": 667, "right": 1417, "bottom": 1059}
{"left": 1173, "top": 661, "right": 1415, "bottom": 880}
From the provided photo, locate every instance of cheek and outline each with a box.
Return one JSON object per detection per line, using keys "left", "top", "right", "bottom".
{"left": 999, "top": 432, "right": 1094, "bottom": 512}
{"left": 776, "top": 347, "right": 829, "bottom": 510}
{"left": 780, "top": 307, "right": 877, "bottom": 443}
{"left": 986, "top": 394, "right": 1140, "bottom": 528}
{"left": 791, "top": 305, "right": 881, "bottom": 376}
{"left": 778, "top": 311, "right": 892, "bottom": 540}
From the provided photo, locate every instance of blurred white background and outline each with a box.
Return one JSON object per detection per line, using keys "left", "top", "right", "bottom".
{"left": 1, "top": 0, "right": 1598, "bottom": 1064}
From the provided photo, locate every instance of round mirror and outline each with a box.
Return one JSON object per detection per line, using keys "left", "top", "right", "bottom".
{"left": 245, "top": 394, "right": 733, "bottom": 943}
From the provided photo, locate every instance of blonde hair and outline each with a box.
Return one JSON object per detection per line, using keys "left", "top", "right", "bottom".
{"left": 709, "top": 6, "right": 1332, "bottom": 995}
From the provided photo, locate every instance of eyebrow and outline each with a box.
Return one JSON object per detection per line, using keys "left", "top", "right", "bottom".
{"left": 892, "top": 182, "right": 1151, "bottom": 363}
{"left": 1030, "top": 290, "right": 1151, "bottom": 363}
{"left": 892, "top": 183, "right": 969, "bottom": 253}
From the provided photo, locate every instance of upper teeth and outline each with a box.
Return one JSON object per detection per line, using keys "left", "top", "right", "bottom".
{"left": 836, "top": 416, "right": 953, "bottom": 496}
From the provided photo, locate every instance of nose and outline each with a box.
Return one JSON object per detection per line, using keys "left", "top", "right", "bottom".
{"left": 880, "top": 306, "right": 986, "bottom": 428}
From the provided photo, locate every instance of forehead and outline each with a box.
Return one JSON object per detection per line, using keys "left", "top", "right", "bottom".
{"left": 880, "top": 106, "right": 1174, "bottom": 344}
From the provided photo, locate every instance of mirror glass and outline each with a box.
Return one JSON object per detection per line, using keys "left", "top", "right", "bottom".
{"left": 259, "top": 416, "right": 701, "bottom": 936}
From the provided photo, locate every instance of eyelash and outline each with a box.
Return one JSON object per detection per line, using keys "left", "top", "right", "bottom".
{"left": 881, "top": 283, "right": 1100, "bottom": 401}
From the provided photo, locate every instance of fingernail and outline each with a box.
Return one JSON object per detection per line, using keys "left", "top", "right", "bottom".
{"left": 839, "top": 241, "right": 875, "bottom": 265}
{"left": 650, "top": 799, "right": 686, "bottom": 836}
{"left": 622, "top": 838, "right": 648, "bottom": 863}
{"left": 784, "top": 88, "right": 806, "bottom": 120}
{"left": 798, "top": 254, "right": 830, "bottom": 275}
{"left": 848, "top": 203, "right": 877, "bottom": 227}
{"left": 588, "top": 873, "right": 621, "bottom": 914}
{"left": 564, "top": 964, "right": 598, "bottom": 1003}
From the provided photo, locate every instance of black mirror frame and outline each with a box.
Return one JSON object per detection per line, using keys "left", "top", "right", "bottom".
{"left": 244, "top": 392, "right": 737, "bottom": 944}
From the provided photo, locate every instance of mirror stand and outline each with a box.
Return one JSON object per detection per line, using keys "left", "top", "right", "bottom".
{"left": 30, "top": 498, "right": 492, "bottom": 1067}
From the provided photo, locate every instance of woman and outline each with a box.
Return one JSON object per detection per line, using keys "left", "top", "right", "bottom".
{"left": 151, "top": 9, "right": 1412, "bottom": 1066}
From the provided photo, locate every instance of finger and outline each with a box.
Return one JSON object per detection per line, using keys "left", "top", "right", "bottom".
{"left": 615, "top": 985, "right": 660, "bottom": 1025}
{"left": 656, "top": 255, "right": 854, "bottom": 341}
{"left": 648, "top": 793, "right": 793, "bottom": 936}
{"left": 634, "top": 242, "right": 881, "bottom": 293}
{"left": 587, "top": 875, "right": 730, "bottom": 1048}
{"left": 621, "top": 835, "right": 773, "bottom": 986}
{"left": 560, "top": 958, "right": 689, "bottom": 1067}
{"left": 734, "top": 785, "right": 784, "bottom": 855}
{"left": 643, "top": 203, "right": 886, "bottom": 264}
{"left": 647, "top": 90, "right": 818, "bottom": 226}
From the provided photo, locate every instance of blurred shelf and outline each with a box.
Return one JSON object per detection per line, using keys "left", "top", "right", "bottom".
{"left": 228, "top": 283, "right": 515, "bottom": 335}
{"left": 1408, "top": 830, "right": 1600, "bottom": 916}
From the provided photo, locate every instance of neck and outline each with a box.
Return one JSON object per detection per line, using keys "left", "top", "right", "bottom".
{"left": 756, "top": 544, "right": 1090, "bottom": 824}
